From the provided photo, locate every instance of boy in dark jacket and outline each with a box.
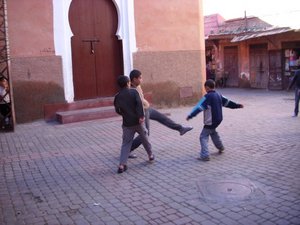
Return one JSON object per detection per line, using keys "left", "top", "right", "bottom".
{"left": 186, "top": 79, "right": 243, "bottom": 161}
{"left": 114, "top": 75, "right": 154, "bottom": 173}
{"left": 287, "top": 69, "right": 300, "bottom": 117}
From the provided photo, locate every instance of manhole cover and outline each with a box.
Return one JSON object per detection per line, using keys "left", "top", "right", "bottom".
{"left": 197, "top": 177, "right": 265, "bottom": 204}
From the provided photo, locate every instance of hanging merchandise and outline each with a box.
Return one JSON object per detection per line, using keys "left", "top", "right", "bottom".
{"left": 289, "top": 50, "right": 296, "bottom": 66}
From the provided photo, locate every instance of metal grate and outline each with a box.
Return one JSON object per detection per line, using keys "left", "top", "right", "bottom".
{"left": 0, "top": 0, "right": 14, "bottom": 132}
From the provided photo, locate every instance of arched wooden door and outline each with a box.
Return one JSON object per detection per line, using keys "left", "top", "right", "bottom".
{"left": 69, "top": 0, "right": 123, "bottom": 100}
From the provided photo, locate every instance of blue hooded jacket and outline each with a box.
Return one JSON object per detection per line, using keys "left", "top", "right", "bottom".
{"left": 187, "top": 90, "right": 242, "bottom": 129}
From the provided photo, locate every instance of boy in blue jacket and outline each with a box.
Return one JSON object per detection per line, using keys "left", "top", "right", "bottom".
{"left": 186, "top": 79, "right": 243, "bottom": 161}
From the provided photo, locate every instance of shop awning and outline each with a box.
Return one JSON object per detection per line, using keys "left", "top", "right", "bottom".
{"left": 231, "top": 27, "right": 294, "bottom": 42}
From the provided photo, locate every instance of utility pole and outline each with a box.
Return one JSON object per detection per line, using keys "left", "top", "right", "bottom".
{"left": 244, "top": 10, "right": 248, "bottom": 32}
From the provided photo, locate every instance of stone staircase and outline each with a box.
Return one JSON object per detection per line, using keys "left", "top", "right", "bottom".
{"left": 44, "top": 97, "right": 119, "bottom": 124}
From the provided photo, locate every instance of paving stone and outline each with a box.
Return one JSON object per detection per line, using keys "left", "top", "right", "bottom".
{"left": 290, "top": 217, "right": 300, "bottom": 224}
{"left": 0, "top": 89, "right": 299, "bottom": 225}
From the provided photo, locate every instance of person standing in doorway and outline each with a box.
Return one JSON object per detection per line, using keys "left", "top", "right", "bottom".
{"left": 0, "top": 76, "right": 11, "bottom": 128}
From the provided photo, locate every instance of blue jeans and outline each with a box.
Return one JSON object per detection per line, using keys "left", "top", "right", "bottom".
{"left": 200, "top": 127, "right": 224, "bottom": 158}
{"left": 294, "top": 87, "right": 300, "bottom": 116}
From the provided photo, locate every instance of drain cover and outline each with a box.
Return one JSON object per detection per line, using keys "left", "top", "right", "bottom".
{"left": 197, "top": 177, "right": 265, "bottom": 204}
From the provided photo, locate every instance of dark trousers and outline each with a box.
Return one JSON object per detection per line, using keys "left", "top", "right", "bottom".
{"left": 294, "top": 88, "right": 300, "bottom": 116}
{"left": 0, "top": 103, "right": 10, "bottom": 117}
{"left": 120, "top": 124, "right": 152, "bottom": 165}
{"left": 131, "top": 107, "right": 182, "bottom": 151}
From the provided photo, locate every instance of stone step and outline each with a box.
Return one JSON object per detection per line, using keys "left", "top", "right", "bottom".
{"left": 44, "top": 93, "right": 152, "bottom": 124}
{"left": 56, "top": 106, "right": 119, "bottom": 124}
{"left": 44, "top": 97, "right": 115, "bottom": 122}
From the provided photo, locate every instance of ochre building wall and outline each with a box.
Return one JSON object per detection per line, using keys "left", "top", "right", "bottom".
{"left": 7, "top": 0, "right": 64, "bottom": 123}
{"left": 133, "top": 0, "right": 206, "bottom": 105}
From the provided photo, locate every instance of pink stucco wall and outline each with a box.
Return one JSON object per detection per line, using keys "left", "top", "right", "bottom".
{"left": 134, "top": 0, "right": 206, "bottom": 98}
{"left": 6, "top": 0, "right": 63, "bottom": 86}
{"left": 6, "top": 0, "right": 64, "bottom": 123}
{"left": 7, "top": 0, "right": 55, "bottom": 57}
{"left": 134, "top": 0, "right": 204, "bottom": 51}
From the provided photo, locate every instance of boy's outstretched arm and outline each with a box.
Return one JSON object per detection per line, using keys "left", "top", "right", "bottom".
{"left": 222, "top": 96, "right": 243, "bottom": 109}
{"left": 186, "top": 97, "right": 207, "bottom": 120}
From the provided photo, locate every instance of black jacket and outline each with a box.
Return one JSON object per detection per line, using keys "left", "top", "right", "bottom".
{"left": 187, "top": 90, "right": 242, "bottom": 129}
{"left": 114, "top": 87, "right": 144, "bottom": 127}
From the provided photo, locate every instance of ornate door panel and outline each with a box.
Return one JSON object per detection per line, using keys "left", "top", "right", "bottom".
{"left": 69, "top": 0, "right": 123, "bottom": 100}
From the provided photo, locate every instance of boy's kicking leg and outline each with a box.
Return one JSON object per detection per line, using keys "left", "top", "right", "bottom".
{"left": 149, "top": 108, "right": 193, "bottom": 135}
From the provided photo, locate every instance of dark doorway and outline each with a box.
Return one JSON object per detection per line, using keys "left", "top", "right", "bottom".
{"left": 224, "top": 46, "right": 238, "bottom": 87}
{"left": 69, "top": 0, "right": 123, "bottom": 100}
{"left": 268, "top": 50, "right": 282, "bottom": 90}
{"left": 249, "top": 44, "right": 268, "bottom": 88}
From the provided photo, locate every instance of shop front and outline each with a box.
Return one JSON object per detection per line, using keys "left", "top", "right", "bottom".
{"left": 282, "top": 41, "right": 300, "bottom": 89}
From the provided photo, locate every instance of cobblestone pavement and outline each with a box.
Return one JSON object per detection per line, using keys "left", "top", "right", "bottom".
{"left": 0, "top": 88, "right": 299, "bottom": 225}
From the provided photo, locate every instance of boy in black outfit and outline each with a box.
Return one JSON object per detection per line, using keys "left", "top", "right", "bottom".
{"left": 288, "top": 69, "right": 300, "bottom": 117}
{"left": 186, "top": 79, "right": 244, "bottom": 161}
{"left": 114, "top": 75, "right": 154, "bottom": 173}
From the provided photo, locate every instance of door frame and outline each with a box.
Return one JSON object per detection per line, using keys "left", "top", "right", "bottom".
{"left": 52, "top": 0, "right": 136, "bottom": 102}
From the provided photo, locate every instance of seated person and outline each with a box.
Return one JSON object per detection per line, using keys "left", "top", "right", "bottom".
{"left": 0, "top": 76, "right": 11, "bottom": 126}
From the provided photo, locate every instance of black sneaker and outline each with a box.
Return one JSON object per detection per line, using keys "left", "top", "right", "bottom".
{"left": 179, "top": 126, "right": 193, "bottom": 136}
{"left": 197, "top": 156, "right": 210, "bottom": 161}
{"left": 117, "top": 165, "right": 128, "bottom": 174}
{"left": 128, "top": 153, "right": 137, "bottom": 159}
{"left": 218, "top": 147, "right": 225, "bottom": 154}
{"left": 149, "top": 154, "right": 155, "bottom": 162}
